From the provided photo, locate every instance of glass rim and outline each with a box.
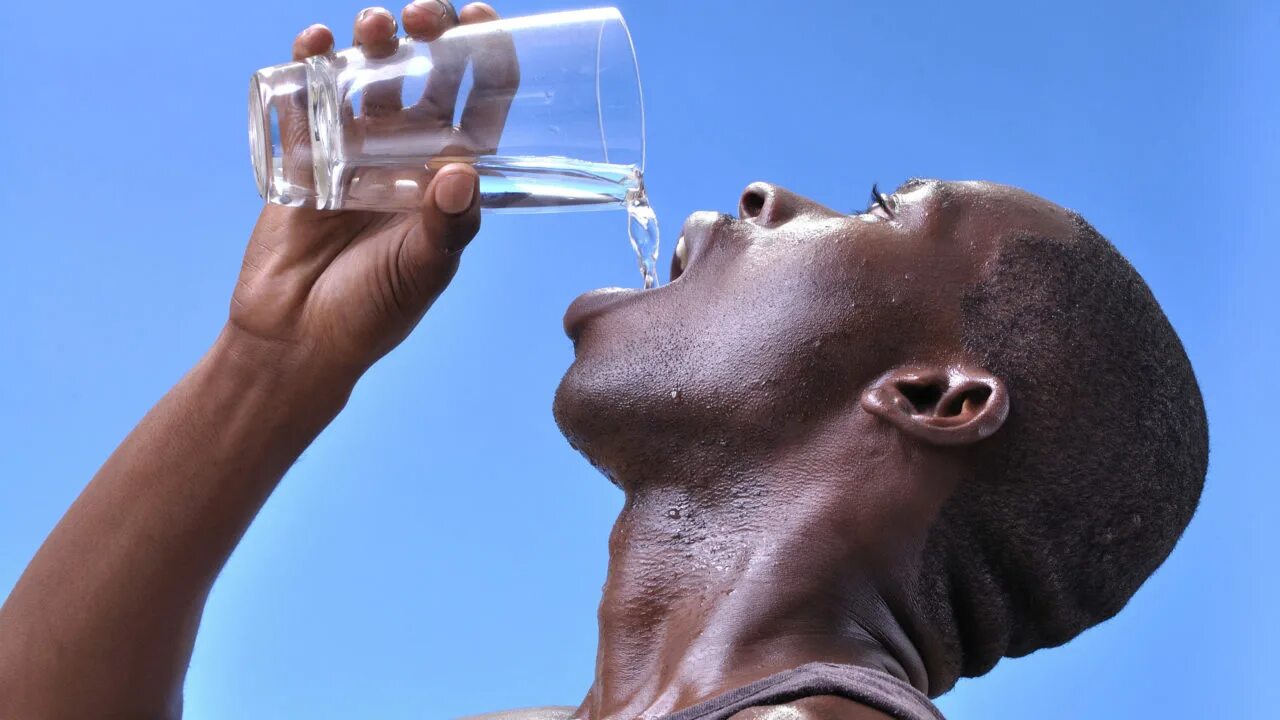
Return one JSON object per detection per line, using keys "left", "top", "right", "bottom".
{"left": 597, "top": 8, "right": 645, "bottom": 172}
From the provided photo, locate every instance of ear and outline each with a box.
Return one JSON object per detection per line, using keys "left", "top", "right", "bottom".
{"left": 860, "top": 365, "right": 1010, "bottom": 447}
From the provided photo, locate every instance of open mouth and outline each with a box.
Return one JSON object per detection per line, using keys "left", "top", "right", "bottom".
{"left": 562, "top": 211, "right": 726, "bottom": 342}
{"left": 668, "top": 210, "right": 727, "bottom": 283}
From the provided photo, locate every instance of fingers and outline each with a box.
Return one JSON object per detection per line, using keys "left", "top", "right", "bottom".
{"left": 459, "top": 2, "right": 498, "bottom": 23}
{"left": 456, "top": 3, "right": 518, "bottom": 154}
{"left": 354, "top": 6, "right": 400, "bottom": 57}
{"left": 281, "top": 25, "right": 336, "bottom": 194}
{"left": 354, "top": 7, "right": 404, "bottom": 117}
{"left": 403, "top": 0, "right": 459, "bottom": 42}
{"left": 418, "top": 163, "right": 481, "bottom": 258}
{"left": 292, "top": 23, "right": 335, "bottom": 61}
{"left": 354, "top": 0, "right": 512, "bottom": 157}
{"left": 409, "top": 0, "right": 466, "bottom": 127}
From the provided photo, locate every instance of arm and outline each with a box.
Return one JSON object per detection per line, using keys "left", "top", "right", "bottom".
{"left": 0, "top": 329, "right": 352, "bottom": 719}
{"left": 0, "top": 4, "right": 509, "bottom": 717}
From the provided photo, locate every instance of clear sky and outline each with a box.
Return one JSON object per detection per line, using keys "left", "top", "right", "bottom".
{"left": 0, "top": 0, "right": 1274, "bottom": 717}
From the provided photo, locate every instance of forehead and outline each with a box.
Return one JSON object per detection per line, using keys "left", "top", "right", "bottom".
{"left": 895, "top": 178, "right": 1077, "bottom": 245}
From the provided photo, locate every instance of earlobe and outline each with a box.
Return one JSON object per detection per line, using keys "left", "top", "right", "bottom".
{"left": 861, "top": 365, "right": 1010, "bottom": 446}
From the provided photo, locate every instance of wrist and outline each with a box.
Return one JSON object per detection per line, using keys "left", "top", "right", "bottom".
{"left": 208, "top": 324, "right": 359, "bottom": 422}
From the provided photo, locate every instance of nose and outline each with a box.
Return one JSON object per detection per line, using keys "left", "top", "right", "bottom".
{"left": 738, "top": 182, "right": 806, "bottom": 227}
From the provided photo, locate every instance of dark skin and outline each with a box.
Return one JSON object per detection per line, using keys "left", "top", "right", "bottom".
{"left": 553, "top": 179, "right": 1067, "bottom": 719}
{"left": 0, "top": 2, "right": 1080, "bottom": 717}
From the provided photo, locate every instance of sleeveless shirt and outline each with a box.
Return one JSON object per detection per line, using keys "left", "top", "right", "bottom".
{"left": 659, "top": 662, "right": 945, "bottom": 720}
{"left": 469, "top": 662, "right": 945, "bottom": 720}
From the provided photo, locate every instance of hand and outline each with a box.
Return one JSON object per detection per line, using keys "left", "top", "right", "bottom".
{"left": 229, "top": 2, "right": 510, "bottom": 386}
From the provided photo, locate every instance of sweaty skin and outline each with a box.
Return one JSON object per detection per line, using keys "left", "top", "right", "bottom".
{"left": 0, "top": 2, "right": 1079, "bottom": 718}
{"left": 550, "top": 180, "right": 1065, "bottom": 719}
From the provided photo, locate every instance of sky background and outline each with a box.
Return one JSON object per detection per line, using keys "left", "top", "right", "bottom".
{"left": 1, "top": 0, "right": 1275, "bottom": 717}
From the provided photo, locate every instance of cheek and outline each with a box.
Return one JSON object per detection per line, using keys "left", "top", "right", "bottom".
{"left": 667, "top": 271, "right": 870, "bottom": 427}
{"left": 554, "top": 247, "right": 876, "bottom": 447}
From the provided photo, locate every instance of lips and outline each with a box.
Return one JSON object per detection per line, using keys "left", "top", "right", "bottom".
{"left": 563, "top": 287, "right": 641, "bottom": 341}
{"left": 562, "top": 211, "right": 729, "bottom": 342}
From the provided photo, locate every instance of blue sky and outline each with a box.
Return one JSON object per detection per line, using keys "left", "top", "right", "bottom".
{"left": 0, "top": 1, "right": 1274, "bottom": 717}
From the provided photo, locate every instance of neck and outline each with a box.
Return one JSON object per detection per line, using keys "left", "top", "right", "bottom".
{"left": 575, "top": 457, "right": 930, "bottom": 720}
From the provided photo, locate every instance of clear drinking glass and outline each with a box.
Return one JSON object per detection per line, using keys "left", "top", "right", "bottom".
{"left": 248, "top": 7, "right": 645, "bottom": 213}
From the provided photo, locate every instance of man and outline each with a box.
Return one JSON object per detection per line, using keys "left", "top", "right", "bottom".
{"left": 0, "top": 2, "right": 1207, "bottom": 719}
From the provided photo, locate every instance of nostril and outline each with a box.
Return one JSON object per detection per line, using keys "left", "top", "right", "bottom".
{"left": 740, "top": 184, "right": 769, "bottom": 220}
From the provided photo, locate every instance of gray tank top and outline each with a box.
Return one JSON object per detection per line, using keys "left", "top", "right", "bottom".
{"left": 659, "top": 662, "right": 945, "bottom": 720}
{"left": 465, "top": 663, "right": 944, "bottom": 720}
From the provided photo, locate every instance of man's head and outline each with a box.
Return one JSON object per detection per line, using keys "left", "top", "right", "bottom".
{"left": 553, "top": 179, "right": 1207, "bottom": 695}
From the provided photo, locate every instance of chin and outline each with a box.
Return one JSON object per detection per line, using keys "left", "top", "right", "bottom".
{"left": 552, "top": 326, "right": 772, "bottom": 488}
{"left": 551, "top": 316, "right": 709, "bottom": 486}
{"left": 552, "top": 343, "right": 651, "bottom": 469}
{"left": 550, "top": 265, "right": 825, "bottom": 482}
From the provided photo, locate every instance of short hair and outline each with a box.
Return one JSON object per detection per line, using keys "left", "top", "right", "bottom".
{"left": 911, "top": 213, "right": 1208, "bottom": 695}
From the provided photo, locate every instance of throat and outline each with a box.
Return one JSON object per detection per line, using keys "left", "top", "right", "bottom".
{"left": 574, "top": 483, "right": 921, "bottom": 720}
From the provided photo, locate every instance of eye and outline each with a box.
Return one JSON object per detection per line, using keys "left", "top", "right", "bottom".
{"left": 868, "top": 183, "right": 896, "bottom": 219}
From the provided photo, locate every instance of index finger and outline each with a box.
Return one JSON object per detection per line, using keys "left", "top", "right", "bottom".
{"left": 292, "top": 23, "right": 335, "bottom": 61}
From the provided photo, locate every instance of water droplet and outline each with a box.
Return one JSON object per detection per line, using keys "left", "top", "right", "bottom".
{"left": 667, "top": 508, "right": 681, "bottom": 519}
{"left": 670, "top": 390, "right": 680, "bottom": 400}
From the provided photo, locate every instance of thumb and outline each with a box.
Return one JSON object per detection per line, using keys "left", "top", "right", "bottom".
{"left": 420, "top": 163, "right": 482, "bottom": 257}
{"left": 395, "top": 163, "right": 481, "bottom": 303}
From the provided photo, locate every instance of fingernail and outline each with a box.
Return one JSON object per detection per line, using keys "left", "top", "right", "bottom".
{"left": 408, "top": 0, "right": 444, "bottom": 22}
{"left": 432, "top": 0, "right": 458, "bottom": 22}
{"left": 435, "top": 171, "right": 476, "bottom": 215}
{"left": 304, "top": 24, "right": 333, "bottom": 49}
{"left": 357, "top": 7, "right": 398, "bottom": 29}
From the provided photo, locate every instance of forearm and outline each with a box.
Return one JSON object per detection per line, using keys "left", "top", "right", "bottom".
{"left": 0, "top": 327, "right": 354, "bottom": 719}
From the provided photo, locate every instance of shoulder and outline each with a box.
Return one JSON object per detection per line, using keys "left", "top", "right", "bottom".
{"left": 457, "top": 707, "right": 576, "bottom": 720}
{"left": 729, "top": 695, "right": 896, "bottom": 720}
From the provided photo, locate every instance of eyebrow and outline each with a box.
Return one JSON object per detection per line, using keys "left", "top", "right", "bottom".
{"left": 894, "top": 177, "right": 934, "bottom": 194}
{"left": 850, "top": 178, "right": 944, "bottom": 216}
{"left": 894, "top": 178, "right": 957, "bottom": 210}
